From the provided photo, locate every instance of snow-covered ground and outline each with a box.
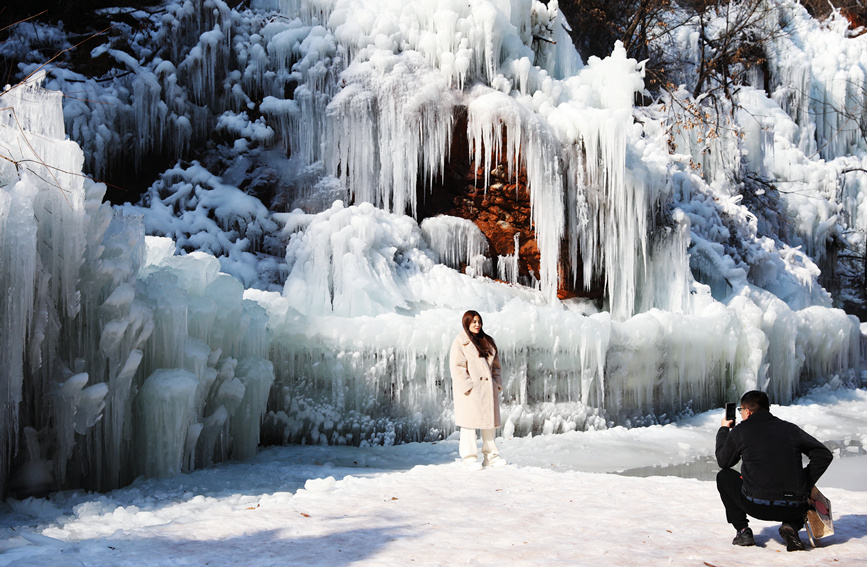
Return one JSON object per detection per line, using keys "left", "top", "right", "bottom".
{"left": 2, "top": 387, "right": 865, "bottom": 566}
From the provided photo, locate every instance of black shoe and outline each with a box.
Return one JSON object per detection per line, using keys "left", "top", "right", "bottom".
{"left": 779, "top": 523, "right": 805, "bottom": 551}
{"left": 732, "top": 527, "right": 755, "bottom": 546}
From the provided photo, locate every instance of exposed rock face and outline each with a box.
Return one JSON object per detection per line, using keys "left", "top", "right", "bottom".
{"left": 841, "top": 7, "right": 867, "bottom": 33}
{"left": 417, "top": 108, "right": 602, "bottom": 301}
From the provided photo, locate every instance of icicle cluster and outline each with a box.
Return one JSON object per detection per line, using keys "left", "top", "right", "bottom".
{"left": 0, "top": 77, "right": 274, "bottom": 495}
{"left": 420, "top": 215, "right": 491, "bottom": 277}
{"left": 497, "top": 233, "right": 520, "bottom": 284}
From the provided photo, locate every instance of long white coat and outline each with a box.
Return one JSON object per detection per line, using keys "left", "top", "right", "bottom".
{"left": 449, "top": 330, "right": 502, "bottom": 430}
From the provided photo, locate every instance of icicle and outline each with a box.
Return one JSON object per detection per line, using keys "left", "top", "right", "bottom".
{"left": 135, "top": 369, "right": 199, "bottom": 478}
{"left": 229, "top": 357, "right": 275, "bottom": 460}
{"left": 420, "top": 215, "right": 490, "bottom": 274}
{"left": 467, "top": 87, "right": 564, "bottom": 302}
{"left": 324, "top": 51, "right": 455, "bottom": 216}
{"left": 497, "top": 232, "right": 520, "bottom": 284}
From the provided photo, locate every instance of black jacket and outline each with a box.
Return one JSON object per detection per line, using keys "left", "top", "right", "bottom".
{"left": 716, "top": 409, "right": 833, "bottom": 502}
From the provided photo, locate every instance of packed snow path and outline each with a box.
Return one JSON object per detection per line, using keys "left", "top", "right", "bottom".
{"left": 0, "top": 455, "right": 865, "bottom": 566}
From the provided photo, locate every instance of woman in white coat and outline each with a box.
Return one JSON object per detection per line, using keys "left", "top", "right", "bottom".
{"left": 449, "top": 310, "right": 506, "bottom": 470}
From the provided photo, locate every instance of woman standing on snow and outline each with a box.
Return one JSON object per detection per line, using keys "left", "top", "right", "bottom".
{"left": 449, "top": 310, "right": 506, "bottom": 470}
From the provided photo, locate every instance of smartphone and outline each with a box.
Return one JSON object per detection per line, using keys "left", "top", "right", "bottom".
{"left": 725, "top": 402, "right": 736, "bottom": 422}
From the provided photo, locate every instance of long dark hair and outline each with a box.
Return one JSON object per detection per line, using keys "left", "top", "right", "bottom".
{"left": 461, "top": 310, "right": 496, "bottom": 358}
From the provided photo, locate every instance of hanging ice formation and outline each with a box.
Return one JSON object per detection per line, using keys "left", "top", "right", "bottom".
{"left": 1, "top": 0, "right": 865, "bottom": 495}
{"left": 1, "top": 73, "right": 274, "bottom": 495}
{"left": 497, "top": 233, "right": 521, "bottom": 285}
{"left": 421, "top": 216, "right": 491, "bottom": 277}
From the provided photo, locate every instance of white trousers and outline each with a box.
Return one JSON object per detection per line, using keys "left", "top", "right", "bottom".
{"left": 459, "top": 427, "right": 499, "bottom": 461}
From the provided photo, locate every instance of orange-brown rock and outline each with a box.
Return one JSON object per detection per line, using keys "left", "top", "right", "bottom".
{"left": 417, "top": 107, "right": 603, "bottom": 301}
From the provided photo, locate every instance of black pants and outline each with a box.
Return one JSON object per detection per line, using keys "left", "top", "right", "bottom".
{"left": 716, "top": 468, "right": 808, "bottom": 531}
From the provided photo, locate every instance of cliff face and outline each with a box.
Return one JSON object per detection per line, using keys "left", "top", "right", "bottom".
{"left": 417, "top": 109, "right": 600, "bottom": 301}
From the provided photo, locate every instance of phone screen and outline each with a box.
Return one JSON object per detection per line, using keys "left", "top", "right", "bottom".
{"left": 725, "top": 402, "right": 736, "bottom": 421}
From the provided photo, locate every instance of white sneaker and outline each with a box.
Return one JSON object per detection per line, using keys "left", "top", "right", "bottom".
{"left": 463, "top": 459, "right": 483, "bottom": 471}
{"left": 483, "top": 455, "right": 507, "bottom": 468}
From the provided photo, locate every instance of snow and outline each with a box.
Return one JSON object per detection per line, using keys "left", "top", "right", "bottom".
{"left": 1, "top": 387, "right": 866, "bottom": 566}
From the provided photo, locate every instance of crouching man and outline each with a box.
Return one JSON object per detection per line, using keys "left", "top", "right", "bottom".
{"left": 716, "top": 390, "right": 833, "bottom": 551}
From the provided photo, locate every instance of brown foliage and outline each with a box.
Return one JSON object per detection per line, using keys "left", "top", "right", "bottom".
{"left": 556, "top": 0, "right": 673, "bottom": 93}
{"left": 800, "top": 0, "right": 867, "bottom": 26}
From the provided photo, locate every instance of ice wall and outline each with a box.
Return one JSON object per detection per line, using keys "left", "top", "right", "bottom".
{"left": 0, "top": 76, "right": 274, "bottom": 496}
{"left": 253, "top": 203, "right": 860, "bottom": 446}
{"left": 1, "top": 74, "right": 91, "bottom": 494}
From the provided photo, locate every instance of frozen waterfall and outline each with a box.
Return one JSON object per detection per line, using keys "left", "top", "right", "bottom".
{"left": 1, "top": 0, "right": 865, "bottom": 497}
{"left": 1, "top": 75, "right": 274, "bottom": 495}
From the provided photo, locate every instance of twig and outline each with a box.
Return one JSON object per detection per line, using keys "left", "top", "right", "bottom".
{"left": 1, "top": 25, "right": 113, "bottom": 98}
{"left": 0, "top": 10, "right": 47, "bottom": 33}
{"left": 532, "top": 35, "right": 556, "bottom": 45}
{"left": 3, "top": 157, "right": 126, "bottom": 192}
{"left": 807, "top": 116, "right": 855, "bottom": 160}
{"left": 1, "top": 105, "right": 73, "bottom": 210}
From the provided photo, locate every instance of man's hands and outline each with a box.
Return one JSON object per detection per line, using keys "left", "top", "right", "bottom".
{"left": 721, "top": 417, "right": 734, "bottom": 428}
